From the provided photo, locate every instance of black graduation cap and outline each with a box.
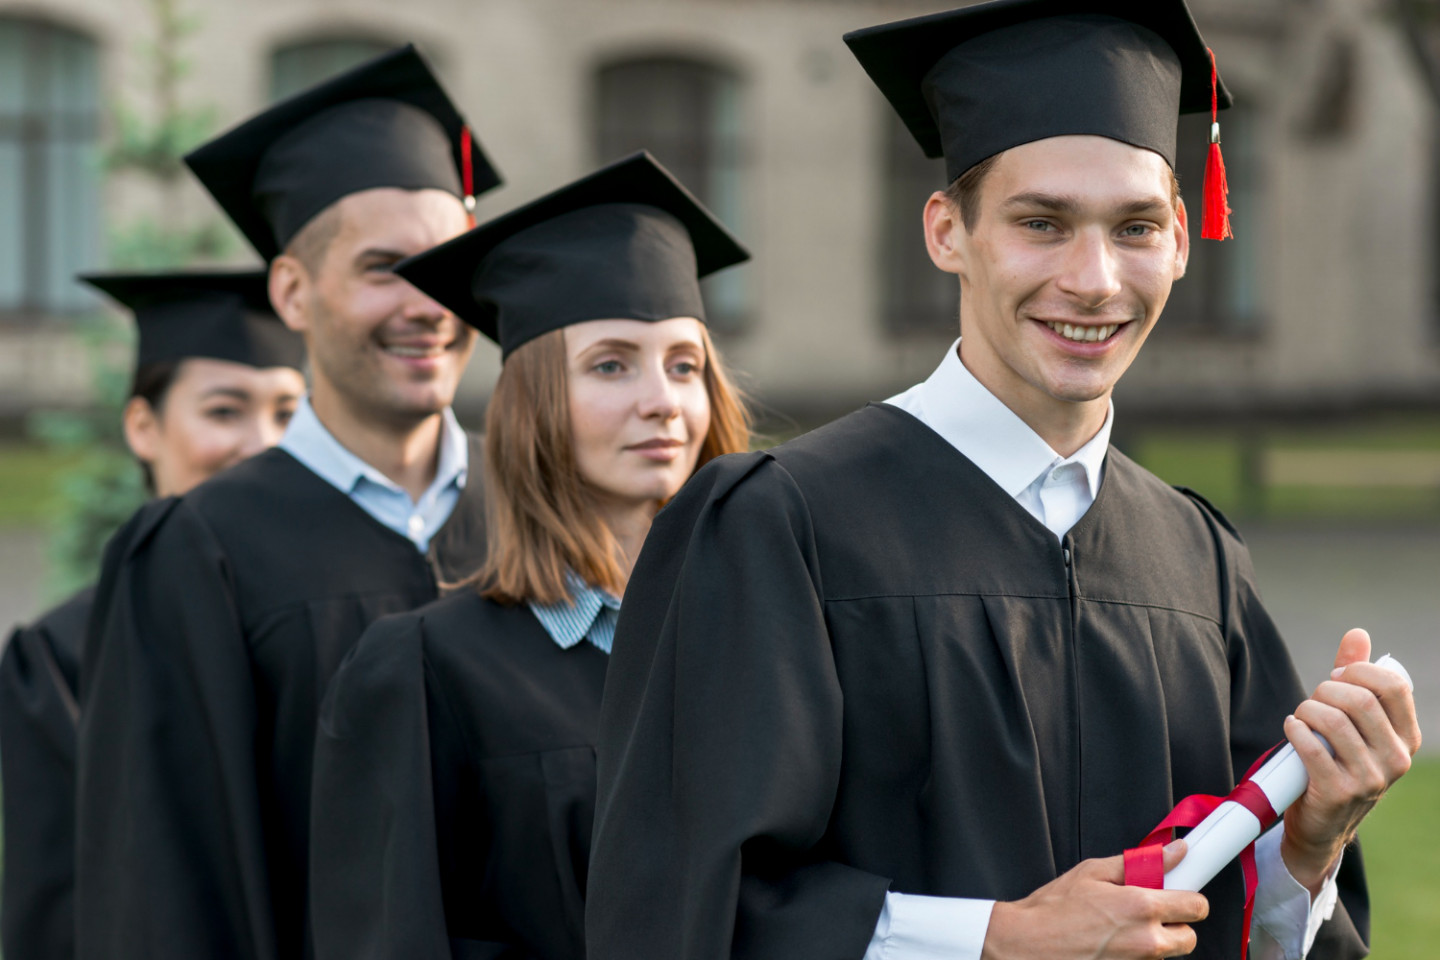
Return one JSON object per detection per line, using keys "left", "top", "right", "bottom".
{"left": 845, "top": 0, "right": 1232, "bottom": 185}
{"left": 79, "top": 270, "right": 306, "bottom": 371}
{"left": 185, "top": 44, "right": 501, "bottom": 261}
{"left": 393, "top": 151, "right": 750, "bottom": 360}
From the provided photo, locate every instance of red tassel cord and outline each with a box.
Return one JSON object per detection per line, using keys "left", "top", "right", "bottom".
{"left": 1201, "top": 48, "right": 1233, "bottom": 241}
{"left": 461, "top": 125, "right": 477, "bottom": 228}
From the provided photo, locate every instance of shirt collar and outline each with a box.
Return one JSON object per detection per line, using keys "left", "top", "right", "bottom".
{"left": 906, "top": 339, "right": 1112, "bottom": 499}
{"left": 432, "top": 406, "right": 470, "bottom": 494}
{"left": 528, "top": 571, "right": 622, "bottom": 652}
{"left": 280, "top": 396, "right": 468, "bottom": 499}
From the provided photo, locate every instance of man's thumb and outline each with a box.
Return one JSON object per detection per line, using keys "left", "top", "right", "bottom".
{"left": 1099, "top": 839, "right": 1188, "bottom": 886}
{"left": 1162, "top": 839, "right": 1189, "bottom": 873}
{"left": 1334, "top": 628, "right": 1371, "bottom": 672}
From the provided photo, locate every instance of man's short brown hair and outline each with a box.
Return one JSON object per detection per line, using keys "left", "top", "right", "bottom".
{"left": 283, "top": 203, "right": 345, "bottom": 274}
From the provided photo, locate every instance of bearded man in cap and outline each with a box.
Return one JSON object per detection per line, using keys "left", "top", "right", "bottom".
{"left": 76, "top": 46, "right": 499, "bottom": 960}
{"left": 587, "top": 3, "right": 1420, "bottom": 959}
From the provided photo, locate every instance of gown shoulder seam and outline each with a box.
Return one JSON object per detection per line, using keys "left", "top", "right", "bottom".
{"left": 824, "top": 591, "right": 1222, "bottom": 626}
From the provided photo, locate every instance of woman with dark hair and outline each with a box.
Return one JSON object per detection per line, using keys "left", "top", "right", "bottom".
{"left": 0, "top": 270, "right": 305, "bottom": 960}
{"left": 309, "top": 152, "right": 750, "bottom": 960}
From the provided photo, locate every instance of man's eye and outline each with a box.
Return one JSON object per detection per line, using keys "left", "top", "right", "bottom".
{"left": 1122, "top": 224, "right": 1152, "bottom": 237}
{"left": 1024, "top": 220, "right": 1053, "bottom": 232}
{"left": 205, "top": 407, "right": 241, "bottom": 421}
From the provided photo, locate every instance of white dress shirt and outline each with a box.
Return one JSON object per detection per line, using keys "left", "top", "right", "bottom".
{"left": 865, "top": 341, "right": 1339, "bottom": 960}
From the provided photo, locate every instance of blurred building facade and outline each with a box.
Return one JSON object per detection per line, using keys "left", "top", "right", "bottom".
{"left": 1, "top": 0, "right": 1438, "bottom": 426}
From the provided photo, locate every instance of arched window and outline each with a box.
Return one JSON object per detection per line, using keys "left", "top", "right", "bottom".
{"left": 1163, "top": 105, "right": 1263, "bottom": 334}
{"left": 0, "top": 17, "right": 101, "bottom": 316}
{"left": 595, "top": 57, "right": 750, "bottom": 332}
{"left": 879, "top": 111, "right": 956, "bottom": 336}
{"left": 270, "top": 38, "right": 394, "bottom": 102}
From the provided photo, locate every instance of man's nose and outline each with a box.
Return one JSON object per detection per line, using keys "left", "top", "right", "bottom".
{"left": 399, "top": 284, "right": 451, "bottom": 325}
{"left": 1056, "top": 229, "right": 1123, "bottom": 308}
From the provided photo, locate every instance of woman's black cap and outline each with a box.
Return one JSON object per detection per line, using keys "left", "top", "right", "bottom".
{"left": 845, "top": 0, "right": 1231, "bottom": 183}
{"left": 79, "top": 270, "right": 306, "bottom": 371}
{"left": 393, "top": 151, "right": 749, "bottom": 360}
{"left": 184, "top": 44, "right": 501, "bottom": 261}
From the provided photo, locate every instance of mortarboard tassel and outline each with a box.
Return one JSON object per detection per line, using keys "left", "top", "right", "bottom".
{"left": 1201, "top": 48, "right": 1233, "bottom": 241}
{"left": 461, "top": 126, "right": 478, "bottom": 228}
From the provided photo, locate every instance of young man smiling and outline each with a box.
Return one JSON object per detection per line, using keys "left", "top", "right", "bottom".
{"left": 588, "top": 3, "right": 1419, "bottom": 960}
{"left": 75, "top": 47, "right": 500, "bottom": 960}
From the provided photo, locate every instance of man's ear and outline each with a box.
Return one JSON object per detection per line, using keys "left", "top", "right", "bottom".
{"left": 924, "top": 191, "right": 966, "bottom": 277}
{"left": 1173, "top": 197, "right": 1191, "bottom": 281}
{"left": 269, "top": 255, "right": 312, "bottom": 334}
{"left": 122, "top": 395, "right": 160, "bottom": 465}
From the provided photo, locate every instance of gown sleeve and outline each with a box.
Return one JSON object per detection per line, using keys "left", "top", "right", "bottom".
{"left": 588, "top": 453, "right": 891, "bottom": 960}
{"left": 75, "top": 499, "right": 278, "bottom": 960}
{"left": 1, "top": 599, "right": 84, "bottom": 960}
{"left": 1183, "top": 490, "right": 1369, "bottom": 959}
{"left": 311, "top": 613, "right": 461, "bottom": 960}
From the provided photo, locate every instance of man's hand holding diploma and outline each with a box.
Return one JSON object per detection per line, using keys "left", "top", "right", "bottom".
{"left": 1281, "top": 628, "right": 1423, "bottom": 896}
{"left": 984, "top": 629, "right": 1420, "bottom": 959}
{"left": 982, "top": 841, "right": 1209, "bottom": 960}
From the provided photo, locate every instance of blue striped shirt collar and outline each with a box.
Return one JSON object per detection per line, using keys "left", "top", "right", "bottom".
{"left": 528, "top": 571, "right": 621, "bottom": 654}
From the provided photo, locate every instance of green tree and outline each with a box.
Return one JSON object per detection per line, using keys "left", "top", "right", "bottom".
{"left": 29, "top": 0, "right": 234, "bottom": 597}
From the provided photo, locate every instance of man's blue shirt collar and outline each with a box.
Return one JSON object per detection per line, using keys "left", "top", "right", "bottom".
{"left": 279, "top": 396, "right": 468, "bottom": 551}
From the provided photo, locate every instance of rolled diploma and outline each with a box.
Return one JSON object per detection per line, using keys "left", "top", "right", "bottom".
{"left": 1164, "top": 654, "right": 1413, "bottom": 892}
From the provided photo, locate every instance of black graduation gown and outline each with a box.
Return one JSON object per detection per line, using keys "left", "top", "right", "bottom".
{"left": 1, "top": 586, "right": 92, "bottom": 960}
{"left": 588, "top": 403, "right": 1369, "bottom": 960}
{"left": 309, "top": 590, "right": 607, "bottom": 960}
{"left": 75, "top": 441, "right": 487, "bottom": 960}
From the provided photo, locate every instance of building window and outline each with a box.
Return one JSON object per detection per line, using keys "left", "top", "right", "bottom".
{"left": 270, "top": 38, "right": 394, "bottom": 102}
{"left": 1163, "top": 105, "right": 1263, "bottom": 335}
{"left": 880, "top": 111, "right": 956, "bottom": 336}
{"left": 595, "top": 57, "right": 750, "bottom": 332}
{"left": 0, "top": 17, "right": 101, "bottom": 317}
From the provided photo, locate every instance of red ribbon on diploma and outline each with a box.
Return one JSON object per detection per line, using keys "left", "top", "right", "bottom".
{"left": 1123, "top": 746, "right": 1280, "bottom": 960}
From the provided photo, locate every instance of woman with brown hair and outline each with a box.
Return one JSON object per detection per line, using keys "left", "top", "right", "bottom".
{"left": 308, "top": 152, "right": 751, "bottom": 960}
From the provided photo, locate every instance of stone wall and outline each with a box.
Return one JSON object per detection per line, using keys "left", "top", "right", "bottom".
{"left": 3, "top": 0, "right": 1437, "bottom": 423}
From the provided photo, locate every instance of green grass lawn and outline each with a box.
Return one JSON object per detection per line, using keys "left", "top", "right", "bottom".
{"left": 0, "top": 445, "right": 82, "bottom": 528}
{"left": 1359, "top": 756, "right": 1440, "bottom": 959}
{"left": 1128, "top": 416, "right": 1440, "bottom": 521}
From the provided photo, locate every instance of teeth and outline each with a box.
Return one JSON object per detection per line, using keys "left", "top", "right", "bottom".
{"left": 385, "top": 345, "right": 444, "bottom": 358}
{"left": 1045, "top": 321, "right": 1119, "bottom": 343}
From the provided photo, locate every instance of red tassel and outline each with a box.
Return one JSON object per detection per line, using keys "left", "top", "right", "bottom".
{"left": 1202, "top": 139, "right": 1232, "bottom": 241}
{"left": 1201, "top": 48, "right": 1233, "bottom": 241}
{"left": 461, "top": 125, "right": 477, "bottom": 228}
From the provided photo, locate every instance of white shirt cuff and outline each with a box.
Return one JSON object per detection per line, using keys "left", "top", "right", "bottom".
{"left": 864, "top": 892, "right": 995, "bottom": 960}
{"left": 1249, "top": 827, "right": 1342, "bottom": 960}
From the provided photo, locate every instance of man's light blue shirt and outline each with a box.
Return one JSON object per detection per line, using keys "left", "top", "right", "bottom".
{"left": 528, "top": 571, "right": 620, "bottom": 654}
{"left": 279, "top": 396, "right": 468, "bottom": 553}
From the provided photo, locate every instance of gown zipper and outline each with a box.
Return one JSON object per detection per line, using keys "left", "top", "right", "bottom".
{"left": 1063, "top": 541, "right": 1083, "bottom": 864}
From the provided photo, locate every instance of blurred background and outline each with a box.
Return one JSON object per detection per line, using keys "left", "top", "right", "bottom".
{"left": 0, "top": 0, "right": 1435, "bottom": 953}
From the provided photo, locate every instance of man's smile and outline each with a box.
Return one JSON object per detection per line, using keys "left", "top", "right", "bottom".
{"left": 1040, "top": 320, "right": 1127, "bottom": 343}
